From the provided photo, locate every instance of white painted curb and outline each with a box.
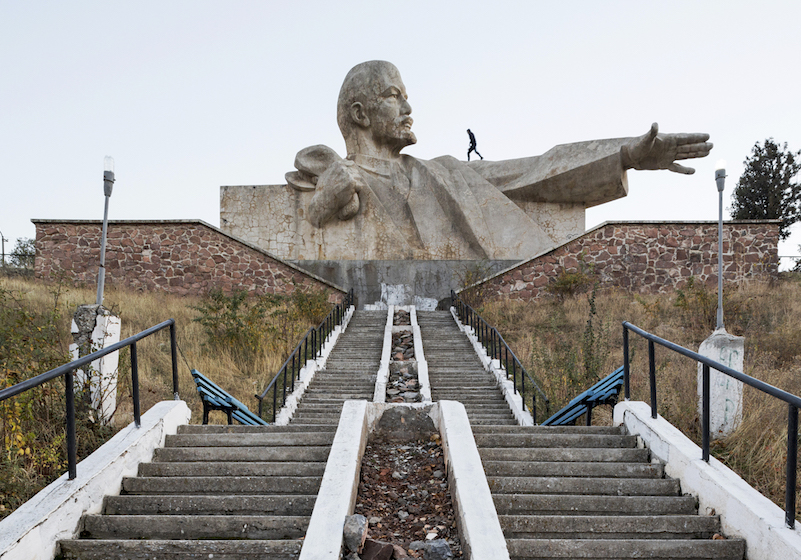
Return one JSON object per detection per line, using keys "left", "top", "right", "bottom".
{"left": 0, "top": 400, "right": 191, "bottom": 560}
{"left": 299, "top": 400, "right": 368, "bottom": 560}
{"left": 372, "top": 306, "right": 395, "bottom": 403}
{"left": 275, "top": 305, "right": 354, "bottom": 425}
{"left": 438, "top": 400, "right": 510, "bottom": 560}
{"left": 409, "top": 306, "right": 432, "bottom": 403}
{"left": 615, "top": 400, "right": 801, "bottom": 560}
{"left": 450, "top": 307, "right": 533, "bottom": 425}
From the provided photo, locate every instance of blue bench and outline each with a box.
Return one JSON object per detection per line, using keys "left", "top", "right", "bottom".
{"left": 541, "top": 366, "right": 625, "bottom": 426}
{"left": 191, "top": 369, "right": 268, "bottom": 426}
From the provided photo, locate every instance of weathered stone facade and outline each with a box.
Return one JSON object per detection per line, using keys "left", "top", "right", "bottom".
{"left": 33, "top": 220, "right": 345, "bottom": 300}
{"left": 465, "top": 221, "right": 779, "bottom": 301}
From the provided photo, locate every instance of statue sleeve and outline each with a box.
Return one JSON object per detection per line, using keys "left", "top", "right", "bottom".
{"left": 466, "top": 138, "right": 630, "bottom": 208}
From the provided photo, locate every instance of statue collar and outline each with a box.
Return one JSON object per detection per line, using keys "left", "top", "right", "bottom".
{"left": 349, "top": 154, "right": 396, "bottom": 178}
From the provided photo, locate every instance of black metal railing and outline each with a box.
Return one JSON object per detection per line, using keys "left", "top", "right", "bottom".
{"left": 0, "top": 319, "right": 179, "bottom": 480}
{"left": 451, "top": 291, "right": 549, "bottom": 423}
{"left": 256, "top": 289, "right": 354, "bottom": 422}
{"left": 623, "top": 321, "right": 801, "bottom": 529}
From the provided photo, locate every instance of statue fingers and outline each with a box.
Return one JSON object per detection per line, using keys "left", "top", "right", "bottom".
{"left": 668, "top": 162, "right": 696, "bottom": 175}
{"left": 675, "top": 141, "right": 713, "bottom": 159}
{"left": 673, "top": 132, "right": 711, "bottom": 145}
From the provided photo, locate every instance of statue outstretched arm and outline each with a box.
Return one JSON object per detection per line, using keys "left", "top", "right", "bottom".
{"left": 468, "top": 123, "right": 712, "bottom": 207}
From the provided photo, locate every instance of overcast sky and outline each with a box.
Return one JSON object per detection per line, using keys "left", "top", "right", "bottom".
{"left": 2, "top": 1, "right": 800, "bottom": 268}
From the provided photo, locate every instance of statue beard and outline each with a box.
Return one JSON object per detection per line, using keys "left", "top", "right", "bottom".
{"left": 374, "top": 116, "right": 417, "bottom": 153}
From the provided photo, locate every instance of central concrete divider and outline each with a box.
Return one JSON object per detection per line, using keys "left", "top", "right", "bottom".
{"left": 299, "top": 400, "right": 510, "bottom": 560}
{"left": 372, "top": 306, "right": 395, "bottom": 403}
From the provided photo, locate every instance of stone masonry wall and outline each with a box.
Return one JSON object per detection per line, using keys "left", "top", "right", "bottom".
{"left": 467, "top": 221, "right": 779, "bottom": 302}
{"left": 33, "top": 220, "right": 345, "bottom": 300}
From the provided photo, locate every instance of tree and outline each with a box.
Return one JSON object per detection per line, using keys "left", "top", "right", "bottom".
{"left": 730, "top": 139, "right": 801, "bottom": 240}
{"left": 8, "top": 238, "right": 35, "bottom": 269}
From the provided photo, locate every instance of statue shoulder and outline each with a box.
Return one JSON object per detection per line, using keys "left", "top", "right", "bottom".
{"left": 286, "top": 145, "right": 344, "bottom": 191}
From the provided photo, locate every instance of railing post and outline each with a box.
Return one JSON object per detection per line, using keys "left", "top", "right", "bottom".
{"left": 623, "top": 325, "right": 630, "bottom": 400}
{"left": 65, "top": 370, "right": 77, "bottom": 480}
{"left": 786, "top": 404, "right": 798, "bottom": 529}
{"left": 648, "top": 339, "right": 657, "bottom": 419}
{"left": 702, "top": 364, "right": 710, "bottom": 462}
{"left": 131, "top": 341, "right": 141, "bottom": 428}
{"left": 272, "top": 378, "right": 278, "bottom": 423}
{"left": 291, "top": 353, "right": 296, "bottom": 392}
{"left": 169, "top": 321, "right": 179, "bottom": 400}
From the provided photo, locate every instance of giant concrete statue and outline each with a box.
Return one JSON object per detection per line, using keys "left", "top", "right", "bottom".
{"left": 279, "top": 60, "right": 711, "bottom": 261}
{"left": 221, "top": 60, "right": 711, "bottom": 263}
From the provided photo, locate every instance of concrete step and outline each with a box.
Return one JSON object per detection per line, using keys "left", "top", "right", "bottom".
{"left": 471, "top": 425, "right": 625, "bottom": 435}
{"left": 469, "top": 418, "right": 520, "bottom": 425}
{"left": 153, "top": 446, "right": 331, "bottom": 462}
{"left": 482, "top": 461, "right": 663, "bottom": 479}
{"left": 499, "top": 514, "right": 722, "bottom": 539}
{"left": 81, "top": 514, "right": 310, "bottom": 540}
{"left": 164, "top": 432, "right": 334, "bottom": 447}
{"left": 474, "top": 434, "right": 637, "bottom": 448}
{"left": 139, "top": 461, "right": 326, "bottom": 478}
{"left": 177, "top": 424, "right": 336, "bottom": 434}
{"left": 479, "top": 447, "right": 649, "bottom": 463}
{"left": 494, "top": 494, "right": 698, "bottom": 516}
{"left": 58, "top": 539, "right": 303, "bottom": 559}
{"left": 121, "top": 476, "right": 322, "bottom": 495}
{"left": 505, "top": 537, "right": 744, "bottom": 559}
{"left": 104, "top": 494, "right": 317, "bottom": 516}
{"left": 488, "top": 476, "right": 680, "bottom": 496}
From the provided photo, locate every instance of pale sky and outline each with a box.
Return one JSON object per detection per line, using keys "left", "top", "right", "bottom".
{"left": 2, "top": 1, "right": 800, "bottom": 267}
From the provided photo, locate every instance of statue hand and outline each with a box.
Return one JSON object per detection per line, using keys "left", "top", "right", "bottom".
{"left": 308, "top": 160, "right": 366, "bottom": 227}
{"left": 622, "top": 123, "right": 712, "bottom": 175}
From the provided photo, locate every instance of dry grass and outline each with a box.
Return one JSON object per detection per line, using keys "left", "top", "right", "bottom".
{"left": 478, "top": 274, "right": 801, "bottom": 517}
{"left": 0, "top": 275, "right": 322, "bottom": 427}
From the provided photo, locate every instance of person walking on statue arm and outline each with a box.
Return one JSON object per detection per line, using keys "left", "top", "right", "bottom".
{"left": 467, "top": 129, "right": 483, "bottom": 161}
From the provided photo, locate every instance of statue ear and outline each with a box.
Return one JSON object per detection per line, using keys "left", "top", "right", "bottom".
{"left": 349, "top": 102, "right": 370, "bottom": 128}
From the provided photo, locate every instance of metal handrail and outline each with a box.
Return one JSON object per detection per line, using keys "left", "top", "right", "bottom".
{"left": 451, "top": 291, "right": 550, "bottom": 423}
{"left": 0, "top": 319, "right": 179, "bottom": 480}
{"left": 623, "top": 321, "right": 800, "bottom": 529}
{"left": 256, "top": 289, "right": 354, "bottom": 421}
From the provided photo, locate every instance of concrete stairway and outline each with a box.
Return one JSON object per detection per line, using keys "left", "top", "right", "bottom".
{"left": 57, "top": 423, "right": 335, "bottom": 559}
{"left": 416, "top": 309, "right": 744, "bottom": 559}
{"left": 474, "top": 425, "right": 745, "bottom": 559}
{"left": 417, "top": 310, "right": 517, "bottom": 425}
{"left": 57, "top": 310, "right": 386, "bottom": 559}
{"left": 290, "top": 310, "right": 385, "bottom": 425}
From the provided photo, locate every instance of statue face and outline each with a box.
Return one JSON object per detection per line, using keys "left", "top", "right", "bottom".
{"left": 365, "top": 66, "right": 416, "bottom": 153}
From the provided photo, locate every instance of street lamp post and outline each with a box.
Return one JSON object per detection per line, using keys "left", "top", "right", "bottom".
{"left": 0, "top": 230, "right": 7, "bottom": 268}
{"left": 715, "top": 160, "right": 727, "bottom": 330}
{"left": 96, "top": 156, "right": 115, "bottom": 306}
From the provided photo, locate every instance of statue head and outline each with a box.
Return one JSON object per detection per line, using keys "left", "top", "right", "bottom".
{"left": 337, "top": 61, "right": 416, "bottom": 160}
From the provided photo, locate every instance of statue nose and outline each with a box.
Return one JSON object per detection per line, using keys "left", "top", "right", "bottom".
{"left": 401, "top": 98, "right": 412, "bottom": 115}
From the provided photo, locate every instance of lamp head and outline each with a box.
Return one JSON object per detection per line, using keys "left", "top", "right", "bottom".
{"left": 715, "top": 160, "right": 726, "bottom": 192}
{"left": 103, "top": 156, "right": 115, "bottom": 197}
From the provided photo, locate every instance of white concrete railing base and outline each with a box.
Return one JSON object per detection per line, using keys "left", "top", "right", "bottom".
{"left": 0, "top": 400, "right": 191, "bottom": 560}
{"left": 299, "top": 400, "right": 509, "bottom": 560}
{"left": 615, "top": 400, "right": 801, "bottom": 560}
{"left": 275, "top": 305, "right": 354, "bottom": 425}
{"left": 450, "top": 307, "right": 533, "bottom": 426}
{"left": 372, "top": 306, "right": 395, "bottom": 403}
{"left": 409, "top": 307, "right": 432, "bottom": 403}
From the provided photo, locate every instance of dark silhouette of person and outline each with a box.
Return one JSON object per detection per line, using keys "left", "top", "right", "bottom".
{"left": 467, "top": 129, "right": 483, "bottom": 161}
